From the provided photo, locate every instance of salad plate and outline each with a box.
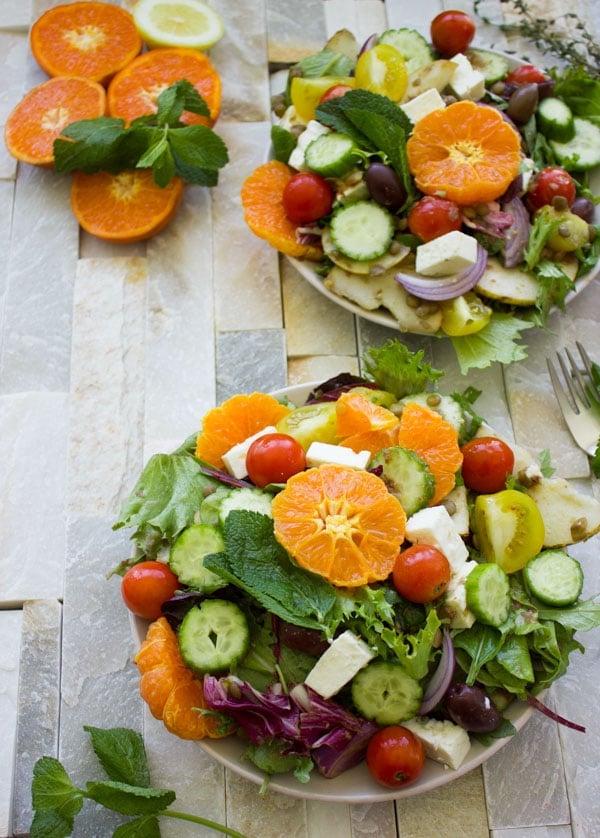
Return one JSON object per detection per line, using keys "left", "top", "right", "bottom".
{"left": 126, "top": 377, "right": 592, "bottom": 803}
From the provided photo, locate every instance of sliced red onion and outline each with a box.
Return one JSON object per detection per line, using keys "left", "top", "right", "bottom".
{"left": 502, "top": 196, "right": 531, "bottom": 269}
{"left": 198, "top": 464, "right": 254, "bottom": 488}
{"left": 395, "top": 244, "right": 487, "bottom": 301}
{"left": 419, "top": 628, "right": 455, "bottom": 715}
{"left": 358, "top": 33, "right": 378, "bottom": 57}
{"left": 526, "top": 694, "right": 586, "bottom": 732}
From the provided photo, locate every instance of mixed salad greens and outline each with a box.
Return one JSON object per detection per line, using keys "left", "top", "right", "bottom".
{"left": 264, "top": 17, "right": 600, "bottom": 373}
{"left": 113, "top": 340, "right": 600, "bottom": 790}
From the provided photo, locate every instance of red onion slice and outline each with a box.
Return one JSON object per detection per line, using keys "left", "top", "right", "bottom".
{"left": 526, "top": 694, "right": 586, "bottom": 732}
{"left": 502, "top": 196, "right": 531, "bottom": 269}
{"left": 395, "top": 244, "right": 488, "bottom": 301}
{"left": 358, "top": 33, "right": 378, "bottom": 57}
{"left": 419, "top": 628, "right": 456, "bottom": 715}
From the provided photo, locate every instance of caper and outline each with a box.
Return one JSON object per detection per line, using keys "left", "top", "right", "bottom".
{"left": 570, "top": 517, "right": 588, "bottom": 541}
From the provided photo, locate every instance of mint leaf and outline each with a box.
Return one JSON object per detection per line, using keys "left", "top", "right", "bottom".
{"left": 204, "top": 510, "right": 338, "bottom": 630}
{"left": 169, "top": 125, "right": 229, "bottom": 185}
{"left": 85, "top": 781, "right": 175, "bottom": 816}
{"left": 84, "top": 726, "right": 150, "bottom": 788}
{"left": 30, "top": 808, "right": 74, "bottom": 838}
{"left": 270, "top": 124, "right": 297, "bottom": 164}
{"left": 31, "top": 757, "right": 83, "bottom": 818}
{"left": 361, "top": 338, "right": 444, "bottom": 398}
{"left": 113, "top": 816, "right": 161, "bottom": 837}
{"left": 153, "top": 79, "right": 211, "bottom": 125}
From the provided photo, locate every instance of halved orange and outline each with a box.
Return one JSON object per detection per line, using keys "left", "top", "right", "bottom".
{"left": 71, "top": 169, "right": 185, "bottom": 243}
{"left": 195, "top": 392, "right": 292, "bottom": 469}
{"left": 30, "top": 2, "right": 142, "bottom": 85}
{"left": 107, "top": 47, "right": 221, "bottom": 127}
{"left": 396, "top": 401, "right": 463, "bottom": 504}
{"left": 240, "top": 160, "right": 324, "bottom": 261}
{"left": 406, "top": 100, "right": 522, "bottom": 205}
{"left": 4, "top": 76, "right": 107, "bottom": 167}
{"left": 272, "top": 464, "right": 406, "bottom": 587}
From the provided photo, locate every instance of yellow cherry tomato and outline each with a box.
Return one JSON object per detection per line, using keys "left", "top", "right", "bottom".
{"left": 290, "top": 75, "right": 356, "bottom": 122}
{"left": 473, "top": 489, "right": 545, "bottom": 573}
{"left": 440, "top": 292, "right": 493, "bottom": 336}
{"left": 354, "top": 44, "right": 408, "bottom": 101}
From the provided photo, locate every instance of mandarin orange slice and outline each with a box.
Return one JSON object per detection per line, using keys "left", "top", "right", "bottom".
{"left": 240, "top": 161, "right": 324, "bottom": 261}
{"left": 336, "top": 391, "right": 399, "bottom": 437}
{"left": 163, "top": 677, "right": 233, "bottom": 740}
{"left": 107, "top": 47, "right": 221, "bottom": 127}
{"left": 195, "top": 392, "right": 292, "bottom": 469}
{"left": 30, "top": 2, "right": 142, "bottom": 85}
{"left": 396, "top": 401, "right": 463, "bottom": 504}
{"left": 406, "top": 100, "right": 522, "bottom": 205}
{"left": 272, "top": 464, "right": 406, "bottom": 587}
{"left": 339, "top": 426, "right": 400, "bottom": 456}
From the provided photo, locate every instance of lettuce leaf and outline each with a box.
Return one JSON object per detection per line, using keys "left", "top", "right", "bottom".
{"left": 450, "top": 313, "right": 535, "bottom": 373}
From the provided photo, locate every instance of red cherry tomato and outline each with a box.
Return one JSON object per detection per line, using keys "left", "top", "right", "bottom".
{"left": 121, "top": 561, "right": 180, "bottom": 620}
{"left": 282, "top": 171, "right": 334, "bottom": 223}
{"left": 407, "top": 195, "right": 462, "bottom": 242}
{"left": 246, "top": 432, "right": 307, "bottom": 487}
{"left": 461, "top": 436, "right": 515, "bottom": 494}
{"left": 392, "top": 544, "right": 452, "bottom": 603}
{"left": 527, "top": 166, "right": 576, "bottom": 209}
{"left": 430, "top": 10, "right": 476, "bottom": 57}
{"left": 505, "top": 64, "right": 548, "bottom": 85}
{"left": 319, "top": 84, "right": 353, "bottom": 103}
{"left": 366, "top": 725, "right": 426, "bottom": 789}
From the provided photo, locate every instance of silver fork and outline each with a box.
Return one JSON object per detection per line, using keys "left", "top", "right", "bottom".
{"left": 547, "top": 342, "right": 600, "bottom": 456}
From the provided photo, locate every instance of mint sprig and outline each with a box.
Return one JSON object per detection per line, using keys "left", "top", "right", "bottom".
{"left": 53, "top": 80, "right": 229, "bottom": 188}
{"left": 30, "top": 726, "right": 248, "bottom": 837}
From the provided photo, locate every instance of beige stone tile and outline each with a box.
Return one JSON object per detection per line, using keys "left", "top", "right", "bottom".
{"left": 324, "top": 0, "right": 387, "bottom": 43}
{"left": 0, "top": 609, "right": 22, "bottom": 837}
{"left": 288, "top": 354, "right": 360, "bottom": 387}
{"left": 266, "top": 0, "right": 327, "bottom": 63}
{"left": 395, "top": 768, "right": 489, "bottom": 836}
{"left": 225, "top": 769, "right": 308, "bottom": 838}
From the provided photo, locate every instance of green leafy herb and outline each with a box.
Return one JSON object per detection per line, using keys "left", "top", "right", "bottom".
{"left": 450, "top": 313, "right": 535, "bottom": 374}
{"left": 360, "top": 337, "right": 444, "bottom": 398}
{"left": 53, "top": 80, "right": 229, "bottom": 187}
{"left": 30, "top": 726, "right": 248, "bottom": 838}
{"left": 270, "top": 124, "right": 297, "bottom": 164}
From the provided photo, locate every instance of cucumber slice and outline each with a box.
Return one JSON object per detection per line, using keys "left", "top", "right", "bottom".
{"left": 523, "top": 549, "right": 583, "bottom": 606}
{"left": 169, "top": 524, "right": 228, "bottom": 593}
{"left": 179, "top": 599, "right": 250, "bottom": 674}
{"left": 276, "top": 401, "right": 339, "bottom": 450}
{"left": 377, "top": 28, "right": 433, "bottom": 75}
{"left": 401, "top": 392, "right": 464, "bottom": 434}
{"left": 536, "top": 96, "right": 575, "bottom": 142}
{"left": 351, "top": 660, "right": 422, "bottom": 725}
{"left": 465, "top": 563, "right": 511, "bottom": 627}
{"left": 465, "top": 48, "right": 509, "bottom": 84}
{"left": 304, "top": 131, "right": 357, "bottom": 177}
{"left": 368, "top": 446, "right": 434, "bottom": 516}
{"left": 218, "top": 486, "right": 273, "bottom": 524}
{"left": 551, "top": 118, "right": 600, "bottom": 171}
{"left": 329, "top": 201, "right": 394, "bottom": 261}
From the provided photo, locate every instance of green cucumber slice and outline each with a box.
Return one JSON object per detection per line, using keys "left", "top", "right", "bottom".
{"left": 465, "top": 562, "right": 511, "bottom": 627}
{"left": 523, "top": 550, "right": 583, "bottom": 606}
{"left": 169, "top": 524, "right": 228, "bottom": 593}
{"left": 551, "top": 118, "right": 600, "bottom": 171}
{"left": 351, "top": 660, "right": 422, "bottom": 725}
{"left": 304, "top": 132, "right": 357, "bottom": 177}
{"left": 465, "top": 48, "right": 509, "bottom": 84}
{"left": 377, "top": 28, "right": 433, "bottom": 75}
{"left": 179, "top": 599, "right": 250, "bottom": 674}
{"left": 329, "top": 200, "right": 394, "bottom": 261}
{"left": 368, "top": 446, "right": 434, "bottom": 516}
{"left": 536, "top": 96, "right": 575, "bottom": 142}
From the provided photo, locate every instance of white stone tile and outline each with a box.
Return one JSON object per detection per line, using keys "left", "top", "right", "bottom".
{"left": 0, "top": 0, "right": 31, "bottom": 29}
{"left": 0, "top": 609, "right": 22, "bottom": 838}
{"left": 225, "top": 768, "right": 308, "bottom": 838}
{"left": 266, "top": 0, "right": 327, "bottom": 63}
{"left": 349, "top": 801, "right": 398, "bottom": 837}
{"left": 396, "top": 768, "right": 489, "bottom": 836}
{"left": 68, "top": 257, "right": 148, "bottom": 519}
{"left": 216, "top": 329, "right": 287, "bottom": 401}
{"left": 0, "top": 392, "right": 67, "bottom": 605}
{"left": 492, "top": 828, "right": 572, "bottom": 838}
{"left": 0, "top": 32, "right": 29, "bottom": 179}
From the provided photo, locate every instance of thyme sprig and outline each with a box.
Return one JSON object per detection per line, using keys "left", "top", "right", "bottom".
{"left": 474, "top": 0, "right": 600, "bottom": 78}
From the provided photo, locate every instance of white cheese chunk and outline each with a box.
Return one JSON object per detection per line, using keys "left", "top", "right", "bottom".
{"left": 287, "top": 119, "right": 330, "bottom": 170}
{"left": 306, "top": 441, "right": 371, "bottom": 470}
{"left": 304, "top": 630, "right": 374, "bottom": 699}
{"left": 400, "top": 87, "right": 446, "bottom": 124}
{"left": 405, "top": 505, "right": 469, "bottom": 574}
{"left": 416, "top": 231, "right": 478, "bottom": 277}
{"left": 440, "top": 559, "right": 478, "bottom": 628}
{"left": 221, "top": 426, "right": 278, "bottom": 479}
{"left": 404, "top": 716, "right": 471, "bottom": 770}
{"left": 449, "top": 53, "right": 486, "bottom": 101}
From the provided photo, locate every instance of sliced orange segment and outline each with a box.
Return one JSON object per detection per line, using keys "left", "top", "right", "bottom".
{"left": 195, "top": 392, "right": 292, "bottom": 469}
{"left": 272, "top": 464, "right": 406, "bottom": 587}
{"left": 163, "top": 677, "right": 233, "bottom": 740}
{"left": 240, "top": 161, "right": 323, "bottom": 261}
{"left": 396, "top": 401, "right": 463, "bottom": 504}
{"left": 336, "top": 391, "right": 399, "bottom": 437}
{"left": 339, "top": 426, "right": 400, "bottom": 456}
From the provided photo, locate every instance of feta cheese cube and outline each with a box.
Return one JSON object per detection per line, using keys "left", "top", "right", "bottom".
{"left": 449, "top": 53, "right": 486, "bottom": 101}
{"left": 405, "top": 505, "right": 469, "bottom": 573}
{"left": 304, "top": 631, "right": 375, "bottom": 699}
{"left": 416, "top": 231, "right": 478, "bottom": 277}
{"left": 221, "top": 426, "right": 278, "bottom": 479}
{"left": 287, "top": 120, "right": 330, "bottom": 171}
{"left": 306, "top": 441, "right": 371, "bottom": 470}
{"left": 440, "top": 560, "right": 478, "bottom": 628}
{"left": 400, "top": 88, "right": 446, "bottom": 124}
{"left": 403, "top": 716, "right": 471, "bottom": 770}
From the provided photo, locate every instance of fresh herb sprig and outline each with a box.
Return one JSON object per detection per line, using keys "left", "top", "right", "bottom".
{"left": 53, "top": 80, "right": 229, "bottom": 187}
{"left": 30, "top": 725, "right": 248, "bottom": 837}
{"left": 474, "top": 0, "right": 600, "bottom": 78}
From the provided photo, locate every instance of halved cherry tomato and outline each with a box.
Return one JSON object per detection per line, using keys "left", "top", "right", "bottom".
{"left": 407, "top": 195, "right": 462, "bottom": 242}
{"left": 366, "top": 725, "right": 426, "bottom": 788}
{"left": 473, "top": 489, "right": 545, "bottom": 573}
{"left": 505, "top": 64, "right": 548, "bottom": 85}
{"left": 121, "top": 561, "right": 180, "bottom": 620}
{"left": 392, "top": 544, "right": 451, "bottom": 603}
{"left": 246, "top": 432, "right": 307, "bottom": 487}
{"left": 461, "top": 436, "right": 515, "bottom": 494}
{"left": 282, "top": 171, "right": 334, "bottom": 223}
{"left": 528, "top": 167, "right": 576, "bottom": 210}
{"left": 440, "top": 292, "right": 492, "bottom": 337}
{"left": 354, "top": 44, "right": 408, "bottom": 100}
{"left": 319, "top": 84, "right": 353, "bottom": 103}
{"left": 430, "top": 10, "right": 475, "bottom": 57}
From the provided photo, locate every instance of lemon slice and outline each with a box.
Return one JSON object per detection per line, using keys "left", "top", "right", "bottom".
{"left": 133, "top": 0, "right": 225, "bottom": 50}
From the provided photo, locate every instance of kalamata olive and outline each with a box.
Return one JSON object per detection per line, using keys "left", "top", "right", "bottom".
{"left": 506, "top": 83, "right": 539, "bottom": 124}
{"left": 537, "top": 79, "right": 556, "bottom": 100}
{"left": 570, "top": 196, "right": 595, "bottom": 223}
{"left": 365, "top": 162, "right": 407, "bottom": 211}
{"left": 443, "top": 683, "right": 501, "bottom": 733}
{"left": 277, "top": 619, "right": 330, "bottom": 656}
